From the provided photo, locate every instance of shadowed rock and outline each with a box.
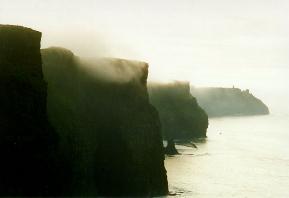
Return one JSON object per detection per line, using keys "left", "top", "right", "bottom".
{"left": 148, "top": 81, "right": 208, "bottom": 140}
{"left": 41, "top": 47, "right": 168, "bottom": 196}
{"left": 164, "top": 139, "right": 179, "bottom": 155}
{"left": 0, "top": 25, "right": 58, "bottom": 196}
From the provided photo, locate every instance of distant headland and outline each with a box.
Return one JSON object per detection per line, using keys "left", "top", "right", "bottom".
{"left": 191, "top": 86, "right": 269, "bottom": 117}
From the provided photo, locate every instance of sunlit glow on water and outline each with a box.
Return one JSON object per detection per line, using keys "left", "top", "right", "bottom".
{"left": 165, "top": 114, "right": 289, "bottom": 198}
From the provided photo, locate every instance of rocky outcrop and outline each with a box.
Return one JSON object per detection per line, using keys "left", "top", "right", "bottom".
{"left": 164, "top": 139, "right": 179, "bottom": 155}
{"left": 148, "top": 82, "right": 208, "bottom": 140}
{"left": 0, "top": 25, "right": 58, "bottom": 195}
{"left": 41, "top": 47, "right": 168, "bottom": 196}
{"left": 191, "top": 87, "right": 270, "bottom": 117}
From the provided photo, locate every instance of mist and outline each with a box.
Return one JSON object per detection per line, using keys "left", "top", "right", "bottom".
{"left": 2, "top": 1, "right": 289, "bottom": 197}
{"left": 80, "top": 57, "right": 148, "bottom": 83}
{"left": 1, "top": 0, "right": 288, "bottom": 113}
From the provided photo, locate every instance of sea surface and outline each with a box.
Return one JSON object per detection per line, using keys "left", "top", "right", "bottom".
{"left": 164, "top": 114, "right": 289, "bottom": 198}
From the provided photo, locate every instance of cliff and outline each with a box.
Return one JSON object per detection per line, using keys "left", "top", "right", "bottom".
{"left": 148, "top": 82, "right": 208, "bottom": 140}
{"left": 0, "top": 25, "right": 58, "bottom": 195}
{"left": 41, "top": 47, "right": 168, "bottom": 196}
{"left": 191, "top": 87, "right": 270, "bottom": 117}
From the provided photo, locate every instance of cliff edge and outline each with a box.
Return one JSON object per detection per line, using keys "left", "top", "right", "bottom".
{"left": 0, "top": 25, "right": 58, "bottom": 195}
{"left": 148, "top": 81, "right": 208, "bottom": 140}
{"left": 41, "top": 47, "right": 168, "bottom": 196}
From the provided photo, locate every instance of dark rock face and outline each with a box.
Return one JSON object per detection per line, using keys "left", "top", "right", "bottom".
{"left": 0, "top": 25, "right": 58, "bottom": 195}
{"left": 164, "top": 139, "right": 179, "bottom": 155}
{"left": 41, "top": 47, "right": 168, "bottom": 196}
{"left": 191, "top": 87, "right": 270, "bottom": 117}
{"left": 148, "top": 82, "right": 208, "bottom": 139}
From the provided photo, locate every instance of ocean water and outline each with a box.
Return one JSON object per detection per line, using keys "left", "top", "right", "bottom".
{"left": 165, "top": 114, "right": 289, "bottom": 198}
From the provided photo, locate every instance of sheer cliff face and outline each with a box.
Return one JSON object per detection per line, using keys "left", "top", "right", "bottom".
{"left": 41, "top": 47, "right": 168, "bottom": 196}
{"left": 148, "top": 82, "right": 208, "bottom": 139}
{"left": 0, "top": 25, "right": 57, "bottom": 195}
{"left": 191, "top": 87, "right": 270, "bottom": 117}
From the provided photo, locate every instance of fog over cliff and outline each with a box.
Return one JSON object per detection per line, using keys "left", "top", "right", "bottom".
{"left": 1, "top": 0, "right": 288, "bottom": 114}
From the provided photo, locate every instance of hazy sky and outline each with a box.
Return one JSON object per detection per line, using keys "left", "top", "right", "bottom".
{"left": 1, "top": 0, "right": 289, "bottom": 112}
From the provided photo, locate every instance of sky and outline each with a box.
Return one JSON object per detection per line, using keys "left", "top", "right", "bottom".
{"left": 1, "top": 0, "right": 289, "bottom": 112}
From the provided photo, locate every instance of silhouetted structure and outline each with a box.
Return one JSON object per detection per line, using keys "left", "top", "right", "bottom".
{"left": 0, "top": 25, "right": 58, "bottom": 195}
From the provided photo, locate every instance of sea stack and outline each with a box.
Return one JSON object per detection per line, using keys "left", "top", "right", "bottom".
{"left": 165, "top": 139, "right": 179, "bottom": 155}
{"left": 0, "top": 25, "right": 58, "bottom": 195}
